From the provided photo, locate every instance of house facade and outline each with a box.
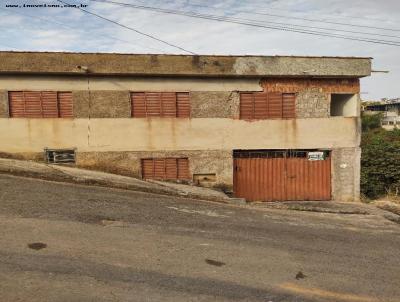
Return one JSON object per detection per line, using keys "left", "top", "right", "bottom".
{"left": 0, "top": 52, "right": 371, "bottom": 202}
{"left": 365, "top": 100, "right": 400, "bottom": 130}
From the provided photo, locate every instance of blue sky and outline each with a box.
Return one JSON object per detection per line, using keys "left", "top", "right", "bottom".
{"left": 0, "top": 0, "right": 399, "bottom": 100}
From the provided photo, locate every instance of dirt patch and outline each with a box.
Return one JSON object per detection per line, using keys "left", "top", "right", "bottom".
{"left": 205, "top": 259, "right": 226, "bottom": 267}
{"left": 295, "top": 271, "right": 307, "bottom": 280}
{"left": 28, "top": 242, "right": 47, "bottom": 250}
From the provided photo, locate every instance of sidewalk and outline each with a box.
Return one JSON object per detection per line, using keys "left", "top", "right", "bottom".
{"left": 250, "top": 200, "right": 400, "bottom": 224}
{"left": 0, "top": 158, "right": 230, "bottom": 203}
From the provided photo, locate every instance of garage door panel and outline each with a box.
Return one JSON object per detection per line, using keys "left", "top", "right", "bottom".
{"left": 234, "top": 151, "right": 331, "bottom": 202}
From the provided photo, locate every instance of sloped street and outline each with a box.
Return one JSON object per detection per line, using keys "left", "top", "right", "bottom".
{"left": 0, "top": 174, "right": 399, "bottom": 302}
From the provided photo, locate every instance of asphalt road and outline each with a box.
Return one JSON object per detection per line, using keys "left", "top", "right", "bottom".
{"left": 0, "top": 174, "right": 399, "bottom": 302}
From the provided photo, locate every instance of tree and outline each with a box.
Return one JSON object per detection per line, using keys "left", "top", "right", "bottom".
{"left": 361, "top": 128, "right": 400, "bottom": 198}
{"left": 361, "top": 112, "right": 382, "bottom": 132}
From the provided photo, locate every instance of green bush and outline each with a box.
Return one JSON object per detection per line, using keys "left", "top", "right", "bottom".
{"left": 361, "top": 112, "right": 382, "bottom": 132}
{"left": 361, "top": 128, "right": 400, "bottom": 198}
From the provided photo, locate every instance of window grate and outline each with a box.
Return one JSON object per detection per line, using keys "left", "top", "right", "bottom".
{"left": 45, "top": 148, "right": 76, "bottom": 164}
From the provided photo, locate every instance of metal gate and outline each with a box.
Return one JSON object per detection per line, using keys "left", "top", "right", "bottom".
{"left": 233, "top": 150, "right": 331, "bottom": 201}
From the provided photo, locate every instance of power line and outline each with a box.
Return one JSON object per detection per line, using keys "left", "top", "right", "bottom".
{"left": 181, "top": 1, "right": 400, "bottom": 32}
{"left": 86, "top": 0, "right": 400, "bottom": 46}
{"left": 55, "top": 0, "right": 196, "bottom": 54}
{"left": 244, "top": 11, "right": 400, "bottom": 33}
{"left": 185, "top": 1, "right": 395, "bottom": 24}
{"left": 1, "top": 7, "right": 166, "bottom": 53}
{"left": 179, "top": 3, "right": 400, "bottom": 38}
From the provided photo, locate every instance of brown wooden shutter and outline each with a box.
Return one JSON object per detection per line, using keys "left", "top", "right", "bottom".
{"left": 268, "top": 92, "right": 283, "bottom": 119}
{"left": 24, "top": 91, "right": 42, "bottom": 118}
{"left": 142, "top": 159, "right": 154, "bottom": 179}
{"left": 145, "top": 92, "right": 162, "bottom": 117}
{"left": 240, "top": 93, "right": 255, "bottom": 119}
{"left": 161, "top": 93, "right": 177, "bottom": 117}
{"left": 282, "top": 93, "right": 296, "bottom": 118}
{"left": 58, "top": 92, "right": 73, "bottom": 118}
{"left": 131, "top": 92, "right": 147, "bottom": 117}
{"left": 41, "top": 91, "right": 58, "bottom": 117}
{"left": 254, "top": 92, "right": 268, "bottom": 119}
{"left": 176, "top": 92, "right": 190, "bottom": 118}
{"left": 165, "top": 158, "right": 178, "bottom": 179}
{"left": 153, "top": 159, "right": 166, "bottom": 179}
{"left": 141, "top": 158, "right": 190, "bottom": 180}
{"left": 177, "top": 158, "right": 190, "bottom": 180}
{"left": 8, "top": 91, "right": 25, "bottom": 117}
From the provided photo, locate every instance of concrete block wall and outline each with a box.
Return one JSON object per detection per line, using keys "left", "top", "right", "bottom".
{"left": 296, "top": 89, "right": 330, "bottom": 118}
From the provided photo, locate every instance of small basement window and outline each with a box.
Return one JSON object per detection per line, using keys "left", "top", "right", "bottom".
{"left": 45, "top": 148, "right": 76, "bottom": 164}
{"left": 330, "top": 94, "right": 358, "bottom": 117}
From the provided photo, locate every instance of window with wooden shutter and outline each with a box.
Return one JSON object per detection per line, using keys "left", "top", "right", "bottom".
{"left": 8, "top": 91, "right": 73, "bottom": 118}
{"left": 240, "top": 92, "right": 296, "bottom": 120}
{"left": 131, "top": 92, "right": 190, "bottom": 118}
{"left": 141, "top": 158, "right": 190, "bottom": 180}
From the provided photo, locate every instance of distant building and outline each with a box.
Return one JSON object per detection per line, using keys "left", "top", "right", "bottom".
{"left": 365, "top": 99, "right": 400, "bottom": 130}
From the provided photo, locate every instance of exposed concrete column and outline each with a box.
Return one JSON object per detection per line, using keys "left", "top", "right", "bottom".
{"left": 0, "top": 90, "right": 9, "bottom": 118}
{"left": 331, "top": 147, "right": 361, "bottom": 202}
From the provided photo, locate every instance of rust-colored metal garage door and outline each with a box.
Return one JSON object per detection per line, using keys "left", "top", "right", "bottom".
{"left": 233, "top": 150, "right": 331, "bottom": 201}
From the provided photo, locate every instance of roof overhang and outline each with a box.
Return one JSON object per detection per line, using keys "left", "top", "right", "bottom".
{"left": 0, "top": 51, "right": 372, "bottom": 78}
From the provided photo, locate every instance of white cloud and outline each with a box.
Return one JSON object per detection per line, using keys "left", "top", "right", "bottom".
{"left": 0, "top": 0, "right": 399, "bottom": 99}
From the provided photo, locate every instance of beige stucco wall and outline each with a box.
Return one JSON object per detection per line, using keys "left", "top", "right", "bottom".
{"left": 0, "top": 75, "right": 263, "bottom": 92}
{"left": 0, "top": 117, "right": 359, "bottom": 153}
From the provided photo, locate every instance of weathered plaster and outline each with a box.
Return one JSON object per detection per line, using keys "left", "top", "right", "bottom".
{"left": 73, "top": 90, "right": 131, "bottom": 118}
{"left": 190, "top": 91, "right": 240, "bottom": 118}
{"left": 0, "top": 75, "right": 263, "bottom": 92}
{"left": 0, "top": 52, "right": 371, "bottom": 77}
{"left": 0, "top": 117, "right": 359, "bottom": 153}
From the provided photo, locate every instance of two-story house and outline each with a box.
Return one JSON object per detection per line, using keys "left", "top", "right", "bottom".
{"left": 0, "top": 52, "right": 371, "bottom": 202}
